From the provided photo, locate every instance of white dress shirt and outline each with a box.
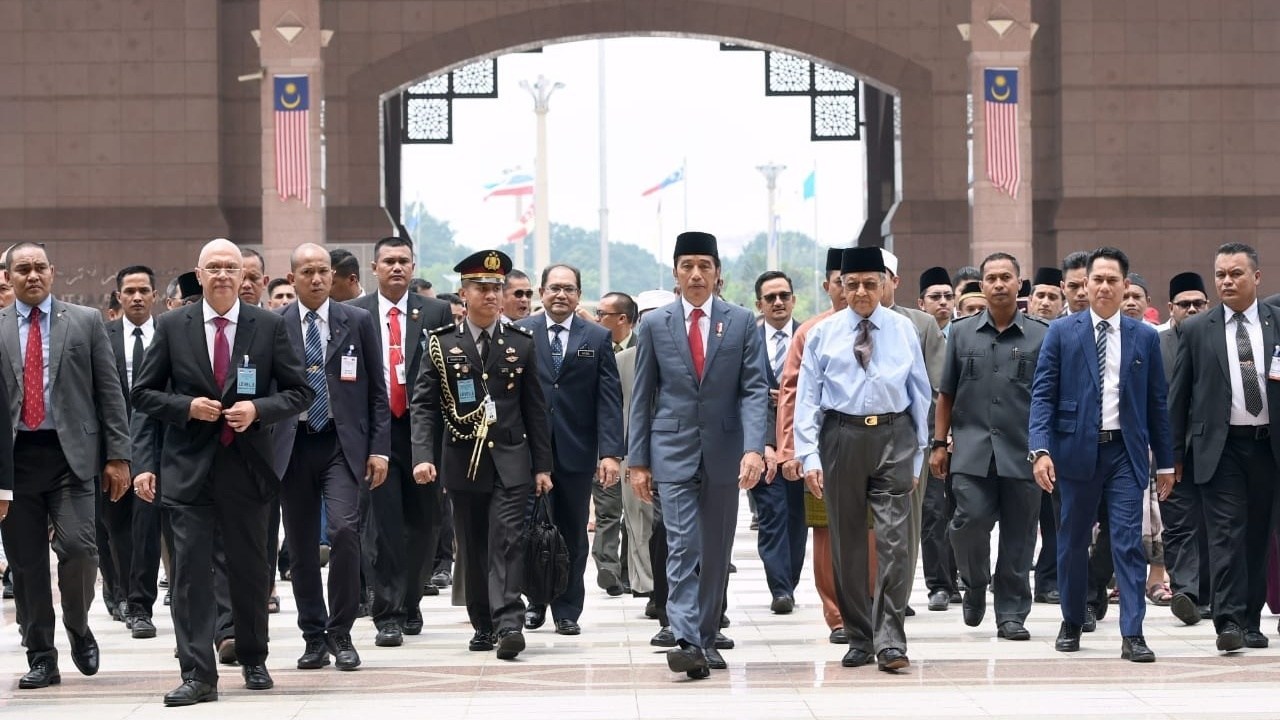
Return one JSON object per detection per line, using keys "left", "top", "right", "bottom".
{"left": 1089, "top": 308, "right": 1122, "bottom": 432}
{"left": 1225, "top": 300, "right": 1269, "bottom": 425}
{"left": 203, "top": 299, "right": 240, "bottom": 375}
{"left": 681, "top": 296, "right": 713, "bottom": 355}
{"left": 377, "top": 293, "right": 409, "bottom": 394}
{"left": 123, "top": 316, "right": 156, "bottom": 388}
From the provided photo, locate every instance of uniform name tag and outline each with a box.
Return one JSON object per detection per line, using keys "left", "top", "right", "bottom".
{"left": 457, "top": 378, "right": 477, "bottom": 403}
{"left": 237, "top": 365, "right": 257, "bottom": 395}
{"left": 340, "top": 354, "right": 358, "bottom": 382}
{"left": 577, "top": 349, "right": 595, "bottom": 358}
{"left": 446, "top": 355, "right": 468, "bottom": 364}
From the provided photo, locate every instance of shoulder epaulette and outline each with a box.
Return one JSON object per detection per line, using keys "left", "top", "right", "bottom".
{"left": 505, "top": 322, "right": 533, "bottom": 337}
{"left": 1023, "top": 313, "right": 1050, "bottom": 327}
{"left": 951, "top": 313, "right": 980, "bottom": 325}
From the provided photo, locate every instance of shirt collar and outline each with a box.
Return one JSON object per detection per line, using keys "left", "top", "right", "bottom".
{"left": 977, "top": 308, "right": 1026, "bottom": 334}
{"left": 301, "top": 299, "right": 331, "bottom": 325}
{"left": 1089, "top": 307, "right": 1122, "bottom": 330}
{"left": 203, "top": 299, "right": 240, "bottom": 325}
{"left": 764, "top": 320, "right": 793, "bottom": 339}
{"left": 1224, "top": 299, "right": 1259, "bottom": 325}
{"left": 16, "top": 295, "right": 54, "bottom": 319}
{"left": 847, "top": 303, "right": 887, "bottom": 329}
{"left": 466, "top": 317, "right": 499, "bottom": 339}
{"left": 681, "top": 296, "right": 714, "bottom": 320}
{"left": 377, "top": 292, "right": 408, "bottom": 318}
{"left": 124, "top": 315, "right": 155, "bottom": 335}
{"left": 546, "top": 313, "right": 574, "bottom": 333}
{"left": 615, "top": 331, "right": 633, "bottom": 349}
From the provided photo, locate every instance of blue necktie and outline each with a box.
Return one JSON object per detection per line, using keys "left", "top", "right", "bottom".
{"left": 550, "top": 324, "right": 565, "bottom": 374}
{"left": 771, "top": 329, "right": 787, "bottom": 378}
{"left": 305, "top": 310, "right": 330, "bottom": 431}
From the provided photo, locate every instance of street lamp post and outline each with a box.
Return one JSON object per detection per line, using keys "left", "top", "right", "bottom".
{"left": 756, "top": 162, "right": 786, "bottom": 270}
{"left": 520, "top": 74, "right": 564, "bottom": 281}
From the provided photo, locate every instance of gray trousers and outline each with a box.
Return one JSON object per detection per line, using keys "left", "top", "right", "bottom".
{"left": 620, "top": 462, "right": 655, "bottom": 593}
{"left": 658, "top": 464, "right": 738, "bottom": 649}
{"left": 590, "top": 480, "right": 624, "bottom": 586}
{"left": 820, "top": 413, "right": 916, "bottom": 655}
{"left": 949, "top": 469, "right": 1042, "bottom": 624}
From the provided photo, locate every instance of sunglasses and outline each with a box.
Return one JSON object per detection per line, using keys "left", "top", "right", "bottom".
{"left": 761, "top": 292, "right": 793, "bottom": 303}
{"left": 509, "top": 289, "right": 534, "bottom": 299}
{"left": 1173, "top": 299, "right": 1208, "bottom": 310}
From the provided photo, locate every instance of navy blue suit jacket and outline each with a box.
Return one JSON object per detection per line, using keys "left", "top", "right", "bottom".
{"left": 1029, "top": 311, "right": 1174, "bottom": 486}
{"left": 516, "top": 315, "right": 624, "bottom": 476}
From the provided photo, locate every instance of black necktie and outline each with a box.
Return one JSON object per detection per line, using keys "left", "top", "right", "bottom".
{"left": 478, "top": 329, "right": 490, "bottom": 364}
{"left": 131, "top": 327, "right": 145, "bottom": 389}
{"left": 550, "top": 324, "right": 565, "bottom": 374}
{"left": 1235, "top": 312, "right": 1264, "bottom": 416}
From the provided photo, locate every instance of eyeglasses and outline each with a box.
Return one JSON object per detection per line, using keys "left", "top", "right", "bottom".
{"left": 1174, "top": 299, "right": 1208, "bottom": 310}
{"left": 200, "top": 265, "right": 241, "bottom": 276}
{"left": 595, "top": 310, "right": 623, "bottom": 318}
{"left": 761, "top": 292, "right": 793, "bottom": 303}
{"left": 843, "top": 280, "right": 882, "bottom": 291}
{"left": 510, "top": 289, "right": 534, "bottom": 299}
{"left": 545, "top": 285, "right": 579, "bottom": 296}
{"left": 925, "top": 292, "right": 954, "bottom": 301}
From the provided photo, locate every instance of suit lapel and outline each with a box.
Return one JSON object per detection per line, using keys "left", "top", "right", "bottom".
{"left": 531, "top": 320, "right": 554, "bottom": 379}
{"left": 1260, "top": 303, "right": 1280, "bottom": 412}
{"left": 404, "top": 296, "right": 426, "bottom": 369}
{"left": 108, "top": 321, "right": 128, "bottom": 392}
{"left": 665, "top": 305, "right": 696, "bottom": 379}
{"left": 1208, "top": 307, "right": 1230, "bottom": 384}
{"left": 47, "top": 300, "right": 70, "bottom": 392}
{"left": 228, "top": 311, "right": 257, "bottom": 394}
{"left": 560, "top": 320, "right": 587, "bottom": 378}
{"left": 1077, "top": 313, "right": 1101, "bottom": 393}
{"left": 185, "top": 306, "right": 218, "bottom": 394}
{"left": 1119, "top": 316, "right": 1136, "bottom": 396}
{"left": 702, "top": 299, "right": 730, "bottom": 377}
{"left": 283, "top": 304, "right": 304, "bottom": 363}
{"left": 1, "top": 308, "right": 21, "bottom": 390}
{"left": 485, "top": 323, "right": 506, "bottom": 373}
{"left": 326, "top": 307, "right": 350, "bottom": 364}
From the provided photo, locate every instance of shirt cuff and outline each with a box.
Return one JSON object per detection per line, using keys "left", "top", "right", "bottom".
{"left": 802, "top": 454, "right": 822, "bottom": 474}
{"left": 1155, "top": 468, "right": 1174, "bottom": 475}
{"left": 371, "top": 454, "right": 389, "bottom": 462}
{"left": 0, "top": 489, "right": 12, "bottom": 501}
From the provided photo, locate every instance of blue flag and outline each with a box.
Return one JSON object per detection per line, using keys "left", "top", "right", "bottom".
{"left": 274, "top": 75, "right": 310, "bottom": 112}
{"left": 802, "top": 171, "right": 816, "bottom": 200}
{"left": 983, "top": 69, "right": 1018, "bottom": 104}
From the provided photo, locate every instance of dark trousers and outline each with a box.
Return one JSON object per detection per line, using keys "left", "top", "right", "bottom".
{"left": 452, "top": 483, "right": 528, "bottom": 633}
{"left": 649, "top": 510, "right": 669, "bottom": 626}
{"left": 1159, "top": 463, "right": 1211, "bottom": 604}
{"left": 534, "top": 473, "right": 592, "bottom": 622}
{"left": 280, "top": 427, "right": 362, "bottom": 640}
{"left": 102, "top": 490, "right": 162, "bottom": 618}
{"left": 949, "top": 468, "right": 1041, "bottom": 624}
{"left": 750, "top": 473, "right": 807, "bottom": 599}
{"left": 1201, "top": 435, "right": 1278, "bottom": 633}
{"left": 433, "top": 492, "right": 455, "bottom": 575}
{"left": 95, "top": 493, "right": 122, "bottom": 611}
{"left": 1057, "top": 441, "right": 1146, "bottom": 636}
{"left": 0, "top": 432, "right": 97, "bottom": 667}
{"left": 166, "top": 444, "right": 273, "bottom": 685}
{"left": 1033, "top": 490, "right": 1059, "bottom": 594}
{"left": 363, "top": 418, "right": 441, "bottom": 629}
{"left": 921, "top": 471, "right": 958, "bottom": 594}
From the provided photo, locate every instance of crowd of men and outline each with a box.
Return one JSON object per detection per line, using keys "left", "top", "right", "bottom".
{"left": 0, "top": 234, "right": 1277, "bottom": 702}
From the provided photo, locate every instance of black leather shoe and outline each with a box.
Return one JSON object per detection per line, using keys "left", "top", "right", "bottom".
{"left": 1245, "top": 629, "right": 1270, "bottom": 649}
{"left": 904, "top": 605, "right": 916, "bottom": 617}
{"left": 876, "top": 648, "right": 909, "bottom": 671}
{"left": 829, "top": 627, "right": 848, "bottom": 644}
{"left": 130, "top": 616, "right": 157, "bottom": 639}
{"left": 1121, "top": 635, "right": 1156, "bottom": 663}
{"left": 962, "top": 588, "right": 986, "bottom": 627}
{"left": 163, "top": 679, "right": 217, "bottom": 706}
{"left": 666, "top": 644, "right": 709, "bottom": 677}
{"left": 496, "top": 629, "right": 525, "bottom": 660}
{"left": 18, "top": 659, "right": 61, "bottom": 689}
{"left": 524, "top": 604, "right": 547, "bottom": 630}
{"left": 163, "top": 589, "right": 171, "bottom": 606}
{"left": 714, "top": 631, "right": 735, "bottom": 650}
{"left": 644, "top": 600, "right": 658, "bottom": 619}
{"left": 1055, "top": 622, "right": 1082, "bottom": 652}
{"left": 719, "top": 613, "right": 730, "bottom": 628}
{"left": 375, "top": 624, "right": 403, "bottom": 647}
{"left": 326, "top": 633, "right": 361, "bottom": 670}
{"left": 404, "top": 607, "right": 423, "bottom": 635}
{"left": 242, "top": 664, "right": 273, "bottom": 690}
{"left": 771, "top": 594, "right": 795, "bottom": 614}
{"left": 704, "top": 647, "right": 727, "bottom": 669}
{"left": 1217, "top": 623, "right": 1245, "bottom": 652}
{"left": 469, "top": 631, "right": 495, "bottom": 651}
{"left": 1082, "top": 608, "right": 1097, "bottom": 633}
{"left": 997, "top": 620, "right": 1030, "bottom": 641}
{"left": 431, "top": 570, "right": 452, "bottom": 588}
{"left": 841, "top": 648, "right": 872, "bottom": 667}
{"left": 1200, "top": 604, "right": 1213, "bottom": 620}
{"left": 67, "top": 628, "right": 99, "bottom": 676}
{"left": 949, "top": 590, "right": 963, "bottom": 604}
{"left": 650, "top": 627, "right": 676, "bottom": 647}
{"left": 217, "top": 638, "right": 237, "bottom": 665}
{"left": 297, "top": 638, "right": 330, "bottom": 669}
{"left": 927, "top": 590, "right": 950, "bottom": 611}
{"left": 1033, "top": 589, "right": 1060, "bottom": 604}
{"left": 1170, "top": 593, "right": 1200, "bottom": 625}
{"left": 555, "top": 619, "right": 581, "bottom": 636}
{"left": 421, "top": 583, "right": 440, "bottom": 597}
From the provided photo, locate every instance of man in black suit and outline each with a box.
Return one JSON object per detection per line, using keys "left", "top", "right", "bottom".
{"left": 132, "top": 238, "right": 311, "bottom": 706}
{"left": 0, "top": 242, "right": 132, "bottom": 690}
{"left": 517, "top": 264, "right": 624, "bottom": 635}
{"left": 348, "top": 236, "right": 452, "bottom": 646}
{"left": 103, "top": 265, "right": 163, "bottom": 641}
{"left": 1169, "top": 242, "right": 1280, "bottom": 652}
{"left": 412, "top": 249, "right": 554, "bottom": 660}
{"left": 271, "top": 244, "right": 390, "bottom": 671}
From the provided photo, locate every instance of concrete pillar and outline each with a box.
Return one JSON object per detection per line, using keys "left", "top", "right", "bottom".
{"left": 258, "top": 0, "right": 325, "bottom": 278}
{"left": 967, "top": 0, "right": 1034, "bottom": 268}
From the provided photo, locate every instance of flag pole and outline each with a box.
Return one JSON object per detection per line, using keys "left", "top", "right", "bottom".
{"left": 656, "top": 198, "right": 665, "bottom": 290}
{"left": 682, "top": 157, "right": 689, "bottom": 232}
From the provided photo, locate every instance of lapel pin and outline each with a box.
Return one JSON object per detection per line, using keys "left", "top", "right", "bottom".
{"left": 715, "top": 321, "right": 724, "bottom": 338}
{"left": 410, "top": 308, "right": 420, "bottom": 321}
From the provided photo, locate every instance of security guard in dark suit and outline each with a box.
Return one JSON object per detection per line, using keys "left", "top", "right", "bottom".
{"left": 410, "top": 249, "right": 554, "bottom": 661}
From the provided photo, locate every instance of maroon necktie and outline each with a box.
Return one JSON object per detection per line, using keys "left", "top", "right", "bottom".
{"left": 212, "top": 316, "right": 233, "bottom": 445}
{"left": 22, "top": 306, "right": 45, "bottom": 428}
{"left": 688, "top": 308, "right": 706, "bottom": 379}
{"left": 388, "top": 308, "right": 407, "bottom": 418}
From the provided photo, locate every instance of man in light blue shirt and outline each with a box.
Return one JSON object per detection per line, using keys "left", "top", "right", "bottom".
{"left": 795, "top": 246, "right": 931, "bottom": 673}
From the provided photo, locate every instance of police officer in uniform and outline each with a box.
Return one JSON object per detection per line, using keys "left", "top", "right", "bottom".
{"left": 410, "top": 250, "right": 553, "bottom": 661}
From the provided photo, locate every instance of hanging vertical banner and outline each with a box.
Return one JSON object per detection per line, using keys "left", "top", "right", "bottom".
{"left": 274, "top": 75, "right": 311, "bottom": 206}
{"left": 983, "top": 68, "right": 1020, "bottom": 198}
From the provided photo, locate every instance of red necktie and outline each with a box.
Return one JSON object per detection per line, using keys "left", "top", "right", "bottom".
{"left": 22, "top": 306, "right": 45, "bottom": 428}
{"left": 212, "top": 316, "right": 233, "bottom": 446}
{"left": 388, "top": 307, "right": 407, "bottom": 418}
{"left": 688, "top": 307, "right": 705, "bottom": 380}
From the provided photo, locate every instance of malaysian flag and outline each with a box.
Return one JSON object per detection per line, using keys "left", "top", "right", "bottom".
{"left": 983, "top": 68, "right": 1019, "bottom": 198}
{"left": 508, "top": 201, "right": 535, "bottom": 242}
{"left": 274, "top": 75, "right": 310, "bottom": 206}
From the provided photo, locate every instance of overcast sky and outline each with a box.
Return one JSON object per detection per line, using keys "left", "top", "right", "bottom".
{"left": 401, "top": 37, "right": 868, "bottom": 260}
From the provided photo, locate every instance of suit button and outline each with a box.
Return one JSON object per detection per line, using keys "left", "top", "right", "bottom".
{"left": 487, "top": 441, "right": 494, "bottom": 448}
{"left": 553, "top": 383, "right": 558, "bottom": 389}
{"left": 482, "top": 373, "right": 489, "bottom": 380}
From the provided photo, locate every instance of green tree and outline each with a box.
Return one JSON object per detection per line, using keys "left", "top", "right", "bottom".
{"left": 721, "top": 231, "right": 828, "bottom": 320}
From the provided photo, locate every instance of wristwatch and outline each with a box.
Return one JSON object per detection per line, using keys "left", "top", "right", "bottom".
{"left": 930, "top": 439, "right": 949, "bottom": 450}
{"left": 1027, "top": 449, "right": 1050, "bottom": 463}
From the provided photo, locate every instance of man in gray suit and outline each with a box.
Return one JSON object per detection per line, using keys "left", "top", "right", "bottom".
{"left": 0, "top": 242, "right": 132, "bottom": 689}
{"left": 628, "top": 231, "right": 769, "bottom": 679}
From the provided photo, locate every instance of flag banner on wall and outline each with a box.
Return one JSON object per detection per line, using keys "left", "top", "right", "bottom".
{"left": 983, "top": 68, "right": 1019, "bottom": 198}
{"left": 274, "top": 75, "right": 311, "bottom": 206}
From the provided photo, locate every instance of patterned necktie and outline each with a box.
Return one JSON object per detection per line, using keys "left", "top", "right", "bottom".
{"left": 688, "top": 308, "right": 706, "bottom": 379}
{"left": 613, "top": 342, "right": 624, "bottom": 354}
{"left": 22, "top": 306, "right": 45, "bottom": 428}
{"left": 387, "top": 307, "right": 406, "bottom": 418}
{"left": 854, "top": 318, "right": 872, "bottom": 369}
{"left": 771, "top": 329, "right": 787, "bottom": 377}
{"left": 1235, "top": 312, "right": 1264, "bottom": 416}
{"left": 212, "top": 316, "right": 233, "bottom": 445}
{"left": 1096, "top": 320, "right": 1109, "bottom": 427}
{"left": 131, "top": 327, "right": 145, "bottom": 390}
{"left": 550, "top": 324, "right": 565, "bottom": 374}
{"left": 305, "top": 310, "right": 330, "bottom": 431}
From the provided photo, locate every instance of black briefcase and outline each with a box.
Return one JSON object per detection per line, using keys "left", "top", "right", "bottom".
{"left": 521, "top": 494, "right": 570, "bottom": 605}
